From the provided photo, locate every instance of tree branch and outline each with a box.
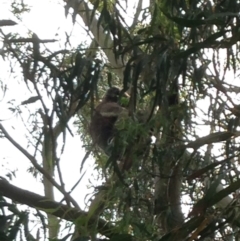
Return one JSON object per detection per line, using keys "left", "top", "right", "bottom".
{"left": 64, "top": 0, "right": 126, "bottom": 80}
{"left": 0, "top": 179, "right": 114, "bottom": 238}
{"left": 130, "top": 0, "right": 143, "bottom": 29}
{"left": 0, "top": 123, "right": 79, "bottom": 209}
{"left": 0, "top": 20, "right": 17, "bottom": 27}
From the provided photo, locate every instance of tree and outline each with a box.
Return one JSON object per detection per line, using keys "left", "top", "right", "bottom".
{"left": 1, "top": 0, "right": 240, "bottom": 240}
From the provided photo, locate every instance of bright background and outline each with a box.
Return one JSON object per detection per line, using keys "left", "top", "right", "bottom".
{"left": 0, "top": 0, "right": 94, "bottom": 210}
{"left": 0, "top": 0, "right": 148, "bottom": 210}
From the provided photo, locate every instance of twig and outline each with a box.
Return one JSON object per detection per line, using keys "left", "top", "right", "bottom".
{"left": 0, "top": 123, "right": 80, "bottom": 209}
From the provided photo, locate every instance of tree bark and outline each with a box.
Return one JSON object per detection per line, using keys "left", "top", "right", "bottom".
{"left": 0, "top": 179, "right": 115, "bottom": 238}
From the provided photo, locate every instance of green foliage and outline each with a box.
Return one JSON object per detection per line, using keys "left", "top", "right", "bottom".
{"left": 0, "top": 197, "right": 36, "bottom": 241}
{"left": 2, "top": 0, "right": 240, "bottom": 240}
{"left": 10, "top": 0, "right": 30, "bottom": 20}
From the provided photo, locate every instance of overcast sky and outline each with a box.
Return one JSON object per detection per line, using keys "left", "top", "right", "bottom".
{"left": 0, "top": 0, "right": 149, "bottom": 211}
{"left": 0, "top": 0, "right": 96, "bottom": 210}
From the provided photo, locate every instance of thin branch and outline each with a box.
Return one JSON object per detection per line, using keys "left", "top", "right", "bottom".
{"left": 0, "top": 123, "right": 80, "bottom": 209}
{"left": 0, "top": 20, "right": 17, "bottom": 27}
{"left": 4, "top": 38, "right": 57, "bottom": 43}
{"left": 130, "top": 0, "right": 143, "bottom": 29}
{"left": 65, "top": 0, "right": 126, "bottom": 80}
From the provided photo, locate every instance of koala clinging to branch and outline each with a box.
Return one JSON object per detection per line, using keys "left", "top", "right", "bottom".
{"left": 89, "top": 87, "right": 127, "bottom": 156}
{"left": 89, "top": 87, "right": 151, "bottom": 171}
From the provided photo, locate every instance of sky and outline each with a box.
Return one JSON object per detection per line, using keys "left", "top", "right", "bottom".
{"left": 0, "top": 0, "right": 96, "bottom": 209}
{"left": 0, "top": 1, "right": 99, "bottom": 239}
{"left": 0, "top": 0, "right": 148, "bottom": 211}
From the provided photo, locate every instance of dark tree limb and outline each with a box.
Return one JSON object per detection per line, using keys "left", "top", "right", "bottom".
{"left": 0, "top": 20, "right": 17, "bottom": 27}
{"left": 0, "top": 179, "right": 115, "bottom": 238}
